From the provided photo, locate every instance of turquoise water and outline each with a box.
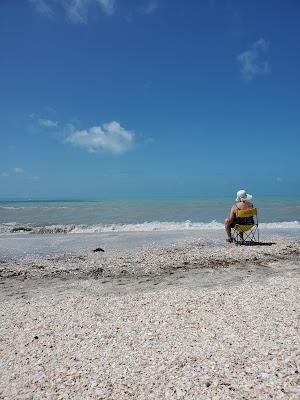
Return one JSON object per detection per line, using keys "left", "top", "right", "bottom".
{"left": 0, "top": 197, "right": 299, "bottom": 258}
{"left": 0, "top": 197, "right": 299, "bottom": 229}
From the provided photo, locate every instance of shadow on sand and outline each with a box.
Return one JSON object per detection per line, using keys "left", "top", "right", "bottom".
{"left": 238, "top": 242, "right": 276, "bottom": 246}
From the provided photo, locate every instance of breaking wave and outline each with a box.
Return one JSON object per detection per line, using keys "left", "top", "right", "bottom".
{"left": 0, "top": 220, "right": 299, "bottom": 234}
{"left": 0, "top": 206, "right": 69, "bottom": 211}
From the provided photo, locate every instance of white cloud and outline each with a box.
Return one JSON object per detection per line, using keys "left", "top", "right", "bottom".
{"left": 276, "top": 177, "right": 283, "bottom": 183}
{"left": 14, "top": 167, "right": 26, "bottom": 174}
{"left": 237, "top": 38, "right": 270, "bottom": 80}
{"left": 141, "top": 1, "right": 159, "bottom": 15}
{"left": 30, "top": 0, "right": 115, "bottom": 23}
{"left": 38, "top": 118, "right": 58, "bottom": 128}
{"left": 65, "top": 121, "right": 135, "bottom": 154}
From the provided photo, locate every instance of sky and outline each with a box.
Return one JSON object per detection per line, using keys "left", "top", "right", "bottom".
{"left": 0, "top": 0, "right": 300, "bottom": 199}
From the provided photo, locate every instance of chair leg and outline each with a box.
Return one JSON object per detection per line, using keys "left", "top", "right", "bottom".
{"left": 233, "top": 226, "right": 259, "bottom": 245}
{"left": 243, "top": 227, "right": 259, "bottom": 245}
{"left": 239, "top": 232, "right": 244, "bottom": 244}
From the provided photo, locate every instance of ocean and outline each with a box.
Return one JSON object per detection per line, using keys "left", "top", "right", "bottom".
{"left": 0, "top": 196, "right": 300, "bottom": 234}
{"left": 0, "top": 196, "right": 299, "bottom": 260}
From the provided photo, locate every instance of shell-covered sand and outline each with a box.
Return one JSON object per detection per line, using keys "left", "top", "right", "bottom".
{"left": 0, "top": 235, "right": 300, "bottom": 399}
{"left": 1, "top": 235, "right": 300, "bottom": 280}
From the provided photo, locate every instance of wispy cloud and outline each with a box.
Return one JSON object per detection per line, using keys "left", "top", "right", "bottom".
{"left": 96, "top": 0, "right": 115, "bottom": 15}
{"left": 65, "top": 121, "right": 135, "bottom": 154}
{"left": 141, "top": 1, "right": 159, "bottom": 15}
{"left": 30, "top": 0, "right": 115, "bottom": 23}
{"left": 38, "top": 118, "right": 58, "bottom": 128}
{"left": 237, "top": 38, "right": 270, "bottom": 80}
{"left": 64, "top": 0, "right": 89, "bottom": 23}
{"left": 30, "top": 0, "right": 54, "bottom": 17}
{"left": 0, "top": 167, "right": 40, "bottom": 180}
{"left": 14, "top": 167, "right": 26, "bottom": 175}
{"left": 144, "top": 137, "right": 154, "bottom": 145}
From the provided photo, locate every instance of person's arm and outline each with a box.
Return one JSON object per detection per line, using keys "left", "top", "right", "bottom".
{"left": 227, "top": 205, "right": 237, "bottom": 224}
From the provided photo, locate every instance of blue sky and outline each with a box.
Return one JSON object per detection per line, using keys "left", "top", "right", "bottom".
{"left": 0, "top": 0, "right": 299, "bottom": 198}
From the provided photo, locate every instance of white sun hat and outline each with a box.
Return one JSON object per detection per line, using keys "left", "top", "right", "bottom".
{"left": 236, "top": 189, "right": 253, "bottom": 202}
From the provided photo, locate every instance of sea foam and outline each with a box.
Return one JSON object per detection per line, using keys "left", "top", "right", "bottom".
{"left": 0, "top": 220, "right": 299, "bottom": 234}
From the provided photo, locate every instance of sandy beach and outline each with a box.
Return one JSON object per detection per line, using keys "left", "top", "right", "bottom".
{"left": 1, "top": 233, "right": 300, "bottom": 399}
{"left": 2, "top": 0, "right": 300, "bottom": 397}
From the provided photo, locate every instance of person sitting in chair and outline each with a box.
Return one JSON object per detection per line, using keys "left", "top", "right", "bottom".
{"left": 225, "top": 190, "right": 254, "bottom": 243}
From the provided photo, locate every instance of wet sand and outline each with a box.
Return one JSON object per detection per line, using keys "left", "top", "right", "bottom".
{"left": 0, "top": 234, "right": 300, "bottom": 399}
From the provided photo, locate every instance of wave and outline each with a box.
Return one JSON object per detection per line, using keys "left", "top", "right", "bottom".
{"left": 0, "top": 207, "right": 27, "bottom": 210}
{"left": 0, "top": 206, "right": 69, "bottom": 210}
{"left": 0, "top": 220, "right": 299, "bottom": 234}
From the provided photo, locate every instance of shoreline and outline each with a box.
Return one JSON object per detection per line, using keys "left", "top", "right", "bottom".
{"left": 1, "top": 226, "right": 300, "bottom": 261}
{"left": 1, "top": 233, "right": 300, "bottom": 280}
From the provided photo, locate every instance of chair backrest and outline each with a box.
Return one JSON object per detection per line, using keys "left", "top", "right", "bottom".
{"left": 236, "top": 208, "right": 257, "bottom": 218}
{"left": 233, "top": 208, "right": 259, "bottom": 239}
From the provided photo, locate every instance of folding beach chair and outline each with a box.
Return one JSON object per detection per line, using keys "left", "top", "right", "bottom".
{"left": 232, "top": 208, "right": 259, "bottom": 245}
